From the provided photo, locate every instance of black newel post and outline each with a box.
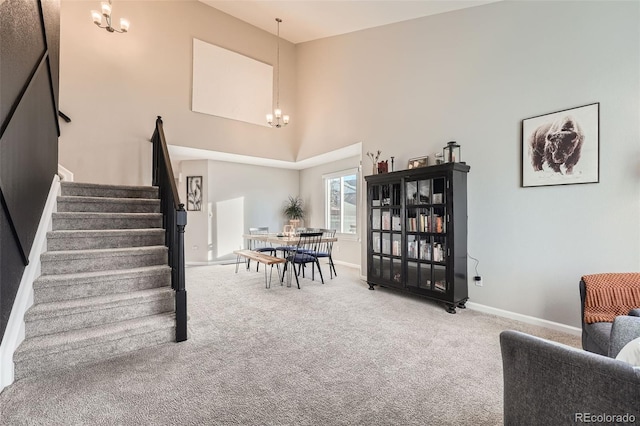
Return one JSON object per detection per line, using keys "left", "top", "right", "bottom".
{"left": 175, "top": 203, "right": 188, "bottom": 342}
{"left": 152, "top": 116, "right": 188, "bottom": 342}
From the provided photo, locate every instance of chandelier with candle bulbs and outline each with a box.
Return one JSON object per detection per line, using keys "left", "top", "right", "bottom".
{"left": 266, "top": 18, "right": 289, "bottom": 128}
{"left": 91, "top": 0, "right": 129, "bottom": 33}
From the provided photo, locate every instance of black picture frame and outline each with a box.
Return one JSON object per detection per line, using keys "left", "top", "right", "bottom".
{"left": 522, "top": 102, "right": 599, "bottom": 187}
{"left": 186, "top": 176, "right": 203, "bottom": 211}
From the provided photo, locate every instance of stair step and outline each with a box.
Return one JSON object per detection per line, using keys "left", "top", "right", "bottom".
{"left": 34, "top": 265, "right": 172, "bottom": 303}
{"left": 60, "top": 182, "right": 159, "bottom": 199}
{"left": 57, "top": 196, "right": 161, "bottom": 213}
{"left": 52, "top": 212, "right": 162, "bottom": 230}
{"left": 46, "top": 229, "right": 165, "bottom": 250}
{"left": 14, "top": 313, "right": 175, "bottom": 380}
{"left": 25, "top": 287, "right": 175, "bottom": 338}
{"left": 41, "top": 246, "right": 168, "bottom": 275}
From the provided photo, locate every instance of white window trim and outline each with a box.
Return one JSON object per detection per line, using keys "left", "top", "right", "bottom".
{"left": 321, "top": 167, "right": 359, "bottom": 180}
{"left": 323, "top": 167, "right": 359, "bottom": 234}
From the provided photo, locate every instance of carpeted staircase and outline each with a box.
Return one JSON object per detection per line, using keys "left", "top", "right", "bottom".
{"left": 13, "top": 182, "right": 176, "bottom": 380}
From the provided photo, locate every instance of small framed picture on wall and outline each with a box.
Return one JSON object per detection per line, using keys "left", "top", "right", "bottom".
{"left": 186, "top": 176, "right": 203, "bottom": 211}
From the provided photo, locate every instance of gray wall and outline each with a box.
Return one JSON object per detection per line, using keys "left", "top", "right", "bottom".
{"left": 295, "top": 1, "right": 640, "bottom": 327}
{"left": 177, "top": 160, "right": 299, "bottom": 263}
{"left": 177, "top": 160, "right": 210, "bottom": 262}
{"left": 58, "top": 0, "right": 639, "bottom": 328}
{"left": 59, "top": 1, "right": 297, "bottom": 185}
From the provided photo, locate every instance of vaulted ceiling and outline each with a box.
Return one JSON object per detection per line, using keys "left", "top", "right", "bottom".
{"left": 200, "top": 0, "right": 501, "bottom": 44}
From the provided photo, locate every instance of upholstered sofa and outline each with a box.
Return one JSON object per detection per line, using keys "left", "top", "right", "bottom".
{"left": 500, "top": 327, "right": 640, "bottom": 425}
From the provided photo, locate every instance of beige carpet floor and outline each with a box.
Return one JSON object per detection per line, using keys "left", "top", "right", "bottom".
{"left": 0, "top": 263, "right": 580, "bottom": 425}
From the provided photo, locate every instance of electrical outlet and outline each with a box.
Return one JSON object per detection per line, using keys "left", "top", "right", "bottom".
{"left": 474, "top": 276, "right": 483, "bottom": 287}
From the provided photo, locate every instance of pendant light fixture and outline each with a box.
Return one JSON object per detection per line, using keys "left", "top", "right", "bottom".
{"left": 266, "top": 18, "right": 289, "bottom": 128}
{"left": 91, "top": 0, "right": 129, "bottom": 33}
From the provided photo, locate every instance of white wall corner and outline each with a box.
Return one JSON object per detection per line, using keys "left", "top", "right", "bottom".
{"left": 0, "top": 174, "right": 60, "bottom": 393}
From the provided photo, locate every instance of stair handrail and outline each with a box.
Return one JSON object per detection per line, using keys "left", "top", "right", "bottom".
{"left": 58, "top": 111, "right": 71, "bottom": 123}
{"left": 150, "top": 116, "right": 187, "bottom": 342}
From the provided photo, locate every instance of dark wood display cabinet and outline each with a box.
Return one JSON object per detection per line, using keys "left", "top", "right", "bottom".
{"left": 365, "top": 162, "right": 470, "bottom": 313}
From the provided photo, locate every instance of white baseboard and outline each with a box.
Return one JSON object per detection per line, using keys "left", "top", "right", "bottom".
{"left": 57, "top": 164, "right": 74, "bottom": 182}
{"left": 186, "top": 259, "right": 236, "bottom": 266}
{"left": 189, "top": 259, "right": 363, "bottom": 269}
{"left": 332, "top": 260, "right": 360, "bottom": 270}
{"left": 465, "top": 301, "right": 581, "bottom": 336}
{"left": 0, "top": 174, "right": 60, "bottom": 393}
{"left": 358, "top": 275, "right": 580, "bottom": 336}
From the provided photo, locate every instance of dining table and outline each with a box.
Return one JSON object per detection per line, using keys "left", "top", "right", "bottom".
{"left": 242, "top": 232, "right": 338, "bottom": 286}
{"left": 242, "top": 233, "right": 338, "bottom": 246}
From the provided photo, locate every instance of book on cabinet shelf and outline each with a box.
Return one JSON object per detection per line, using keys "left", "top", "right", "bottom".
{"left": 407, "top": 240, "right": 417, "bottom": 259}
{"left": 392, "top": 240, "right": 401, "bottom": 256}
{"left": 382, "top": 211, "right": 390, "bottom": 230}
{"left": 407, "top": 214, "right": 443, "bottom": 233}
{"left": 407, "top": 215, "right": 428, "bottom": 232}
{"left": 405, "top": 241, "right": 444, "bottom": 261}
{"left": 433, "top": 243, "right": 444, "bottom": 262}
{"left": 419, "top": 240, "right": 431, "bottom": 260}
{"left": 407, "top": 240, "right": 433, "bottom": 260}
{"left": 435, "top": 216, "right": 443, "bottom": 233}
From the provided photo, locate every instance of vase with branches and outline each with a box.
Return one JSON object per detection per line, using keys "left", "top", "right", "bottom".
{"left": 366, "top": 150, "right": 381, "bottom": 175}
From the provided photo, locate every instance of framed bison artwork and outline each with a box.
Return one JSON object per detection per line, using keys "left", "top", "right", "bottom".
{"left": 522, "top": 102, "right": 599, "bottom": 187}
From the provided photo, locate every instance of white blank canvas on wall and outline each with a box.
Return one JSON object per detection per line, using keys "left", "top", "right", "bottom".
{"left": 192, "top": 38, "right": 272, "bottom": 127}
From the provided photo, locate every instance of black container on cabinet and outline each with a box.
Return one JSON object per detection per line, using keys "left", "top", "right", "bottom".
{"left": 365, "top": 162, "right": 470, "bottom": 313}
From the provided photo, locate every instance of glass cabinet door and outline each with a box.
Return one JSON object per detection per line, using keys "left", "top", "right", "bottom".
{"left": 404, "top": 175, "right": 449, "bottom": 292}
{"left": 369, "top": 180, "right": 402, "bottom": 288}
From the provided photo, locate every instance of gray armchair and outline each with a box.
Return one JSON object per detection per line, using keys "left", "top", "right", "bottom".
{"left": 500, "top": 324, "right": 640, "bottom": 425}
{"left": 580, "top": 278, "right": 640, "bottom": 355}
